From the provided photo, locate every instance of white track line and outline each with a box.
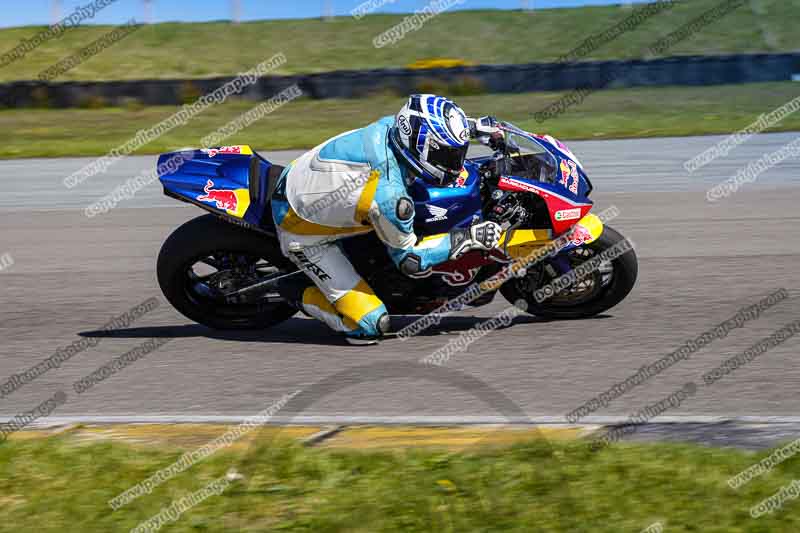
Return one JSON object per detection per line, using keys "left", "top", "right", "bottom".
{"left": 7, "top": 415, "right": 800, "bottom": 427}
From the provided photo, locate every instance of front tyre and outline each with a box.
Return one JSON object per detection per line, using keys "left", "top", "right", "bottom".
{"left": 157, "top": 214, "right": 297, "bottom": 330}
{"left": 500, "top": 225, "right": 637, "bottom": 319}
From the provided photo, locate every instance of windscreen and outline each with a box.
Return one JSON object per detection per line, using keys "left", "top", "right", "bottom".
{"left": 501, "top": 125, "right": 558, "bottom": 184}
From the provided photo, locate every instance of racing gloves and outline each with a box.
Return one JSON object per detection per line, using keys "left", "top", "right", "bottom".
{"left": 449, "top": 221, "right": 503, "bottom": 260}
{"left": 469, "top": 115, "right": 505, "bottom": 150}
{"left": 469, "top": 116, "right": 501, "bottom": 137}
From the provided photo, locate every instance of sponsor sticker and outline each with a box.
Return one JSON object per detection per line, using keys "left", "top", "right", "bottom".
{"left": 425, "top": 204, "right": 449, "bottom": 222}
{"left": 559, "top": 160, "right": 580, "bottom": 195}
{"left": 196, "top": 179, "right": 238, "bottom": 211}
{"left": 569, "top": 224, "right": 594, "bottom": 246}
{"left": 498, "top": 176, "right": 539, "bottom": 193}
{"left": 202, "top": 146, "right": 243, "bottom": 158}
{"left": 555, "top": 208, "right": 582, "bottom": 221}
{"left": 292, "top": 250, "right": 331, "bottom": 282}
{"left": 449, "top": 169, "right": 469, "bottom": 188}
{"left": 398, "top": 115, "right": 412, "bottom": 136}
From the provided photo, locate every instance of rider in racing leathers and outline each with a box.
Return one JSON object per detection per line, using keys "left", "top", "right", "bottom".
{"left": 271, "top": 94, "right": 503, "bottom": 344}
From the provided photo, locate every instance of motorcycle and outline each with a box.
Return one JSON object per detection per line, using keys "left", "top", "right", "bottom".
{"left": 155, "top": 122, "right": 637, "bottom": 331}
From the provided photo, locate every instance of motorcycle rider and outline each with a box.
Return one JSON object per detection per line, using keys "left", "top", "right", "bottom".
{"left": 271, "top": 94, "right": 503, "bottom": 344}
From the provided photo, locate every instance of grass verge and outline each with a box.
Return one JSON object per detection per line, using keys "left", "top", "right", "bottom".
{"left": 2, "top": 82, "right": 799, "bottom": 159}
{"left": 0, "top": 1, "right": 797, "bottom": 82}
{"left": 1, "top": 426, "right": 799, "bottom": 532}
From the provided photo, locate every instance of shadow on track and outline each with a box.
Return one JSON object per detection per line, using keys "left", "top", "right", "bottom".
{"left": 76, "top": 314, "right": 597, "bottom": 346}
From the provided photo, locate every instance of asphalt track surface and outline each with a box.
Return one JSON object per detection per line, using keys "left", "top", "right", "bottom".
{"left": 1, "top": 132, "right": 799, "bottom": 436}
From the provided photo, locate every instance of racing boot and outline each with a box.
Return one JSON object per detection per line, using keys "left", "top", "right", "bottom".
{"left": 344, "top": 312, "right": 391, "bottom": 345}
{"left": 278, "top": 276, "right": 389, "bottom": 344}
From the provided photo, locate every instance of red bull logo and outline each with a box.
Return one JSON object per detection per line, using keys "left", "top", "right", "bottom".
{"left": 560, "top": 160, "right": 579, "bottom": 194}
{"left": 448, "top": 169, "right": 469, "bottom": 188}
{"left": 196, "top": 180, "right": 238, "bottom": 211}
{"left": 569, "top": 224, "right": 594, "bottom": 246}
{"left": 424, "top": 249, "right": 507, "bottom": 286}
{"left": 202, "top": 146, "right": 243, "bottom": 158}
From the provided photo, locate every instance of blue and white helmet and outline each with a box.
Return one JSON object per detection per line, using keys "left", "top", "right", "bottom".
{"left": 390, "top": 94, "right": 471, "bottom": 187}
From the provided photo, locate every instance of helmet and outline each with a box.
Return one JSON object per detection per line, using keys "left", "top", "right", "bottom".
{"left": 390, "top": 94, "right": 470, "bottom": 187}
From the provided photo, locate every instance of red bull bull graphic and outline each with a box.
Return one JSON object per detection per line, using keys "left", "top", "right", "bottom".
{"left": 412, "top": 249, "right": 509, "bottom": 286}
{"left": 200, "top": 145, "right": 253, "bottom": 158}
{"left": 569, "top": 223, "right": 594, "bottom": 246}
{"left": 197, "top": 180, "right": 238, "bottom": 211}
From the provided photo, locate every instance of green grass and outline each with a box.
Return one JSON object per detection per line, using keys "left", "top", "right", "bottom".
{"left": 0, "top": 0, "right": 798, "bottom": 82}
{"left": 1, "top": 431, "right": 800, "bottom": 532}
{"left": 2, "top": 82, "right": 799, "bottom": 159}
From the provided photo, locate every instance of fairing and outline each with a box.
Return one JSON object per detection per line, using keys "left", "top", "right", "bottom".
{"left": 158, "top": 145, "right": 276, "bottom": 233}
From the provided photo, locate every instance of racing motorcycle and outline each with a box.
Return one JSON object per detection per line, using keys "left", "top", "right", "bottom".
{"left": 156, "top": 121, "right": 637, "bottom": 330}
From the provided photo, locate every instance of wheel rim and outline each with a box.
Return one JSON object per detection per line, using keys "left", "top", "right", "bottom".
{"left": 182, "top": 250, "right": 289, "bottom": 321}
{"left": 518, "top": 246, "right": 615, "bottom": 308}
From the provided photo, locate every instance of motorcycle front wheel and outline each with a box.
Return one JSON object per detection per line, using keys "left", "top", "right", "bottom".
{"left": 500, "top": 225, "right": 638, "bottom": 319}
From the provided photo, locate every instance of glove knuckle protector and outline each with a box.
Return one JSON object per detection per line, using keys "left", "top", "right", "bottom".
{"left": 449, "top": 222, "right": 501, "bottom": 260}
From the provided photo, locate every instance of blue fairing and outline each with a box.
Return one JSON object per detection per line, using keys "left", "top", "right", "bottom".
{"left": 157, "top": 148, "right": 276, "bottom": 232}
{"left": 408, "top": 161, "right": 482, "bottom": 234}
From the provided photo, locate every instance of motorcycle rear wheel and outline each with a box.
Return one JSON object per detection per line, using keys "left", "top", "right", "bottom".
{"left": 500, "top": 225, "right": 637, "bottom": 319}
{"left": 157, "top": 214, "right": 297, "bottom": 330}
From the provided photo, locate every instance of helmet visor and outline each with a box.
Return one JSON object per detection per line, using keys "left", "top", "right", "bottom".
{"left": 428, "top": 143, "right": 468, "bottom": 175}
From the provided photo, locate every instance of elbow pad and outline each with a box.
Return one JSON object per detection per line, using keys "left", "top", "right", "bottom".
{"left": 399, "top": 253, "right": 426, "bottom": 276}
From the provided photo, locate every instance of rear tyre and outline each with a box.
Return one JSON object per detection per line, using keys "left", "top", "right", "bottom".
{"left": 500, "top": 225, "right": 637, "bottom": 319}
{"left": 157, "top": 214, "right": 297, "bottom": 330}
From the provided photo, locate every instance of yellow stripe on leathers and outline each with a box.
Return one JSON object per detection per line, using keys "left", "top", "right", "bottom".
{"left": 281, "top": 208, "right": 373, "bottom": 236}
{"left": 334, "top": 280, "right": 384, "bottom": 325}
{"left": 354, "top": 170, "right": 380, "bottom": 224}
{"left": 302, "top": 286, "right": 359, "bottom": 330}
{"left": 417, "top": 234, "right": 448, "bottom": 247}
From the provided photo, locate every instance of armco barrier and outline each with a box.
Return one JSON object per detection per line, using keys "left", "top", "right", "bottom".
{"left": 1, "top": 53, "right": 797, "bottom": 109}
